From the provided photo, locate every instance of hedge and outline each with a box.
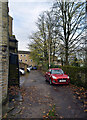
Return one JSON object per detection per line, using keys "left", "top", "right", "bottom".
{"left": 60, "top": 66, "right": 87, "bottom": 88}
{"left": 40, "top": 63, "right": 87, "bottom": 88}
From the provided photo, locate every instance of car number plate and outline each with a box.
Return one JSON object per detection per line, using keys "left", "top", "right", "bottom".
{"left": 59, "top": 80, "right": 66, "bottom": 82}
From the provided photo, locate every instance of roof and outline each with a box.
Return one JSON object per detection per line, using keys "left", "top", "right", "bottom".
{"left": 18, "top": 51, "right": 30, "bottom": 54}
{"left": 9, "top": 15, "right": 13, "bottom": 20}
{"left": 49, "top": 68, "right": 61, "bottom": 70}
{"left": 19, "top": 61, "right": 28, "bottom": 66}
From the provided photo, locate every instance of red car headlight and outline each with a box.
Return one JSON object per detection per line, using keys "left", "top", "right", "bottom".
{"left": 67, "top": 76, "right": 69, "bottom": 79}
{"left": 52, "top": 76, "right": 57, "bottom": 79}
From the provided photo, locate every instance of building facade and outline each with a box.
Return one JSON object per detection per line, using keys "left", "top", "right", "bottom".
{"left": 9, "top": 15, "right": 18, "bottom": 54}
{"left": 18, "top": 51, "right": 34, "bottom": 66}
{"left": 9, "top": 16, "right": 13, "bottom": 36}
{"left": 18, "top": 51, "right": 35, "bottom": 71}
{"left": 0, "top": 2, "right": 9, "bottom": 104}
{"left": 9, "top": 36, "right": 18, "bottom": 53}
{"left": 8, "top": 15, "right": 19, "bottom": 87}
{"left": 0, "top": 3, "right": 9, "bottom": 120}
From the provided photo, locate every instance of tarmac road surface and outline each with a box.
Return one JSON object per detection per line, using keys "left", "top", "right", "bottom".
{"left": 7, "top": 70, "right": 87, "bottom": 119}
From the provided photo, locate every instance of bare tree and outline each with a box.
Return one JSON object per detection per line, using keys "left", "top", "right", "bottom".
{"left": 28, "top": 1, "right": 85, "bottom": 66}
{"left": 52, "top": 1, "right": 85, "bottom": 65}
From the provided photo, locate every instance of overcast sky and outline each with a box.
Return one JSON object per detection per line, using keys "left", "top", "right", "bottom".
{"left": 9, "top": 0, "right": 54, "bottom": 51}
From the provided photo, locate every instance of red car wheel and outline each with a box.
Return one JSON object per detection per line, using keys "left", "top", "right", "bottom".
{"left": 49, "top": 78, "right": 52, "bottom": 85}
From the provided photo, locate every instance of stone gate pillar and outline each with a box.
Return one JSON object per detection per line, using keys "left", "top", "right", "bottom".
{"left": 0, "top": 1, "right": 9, "bottom": 119}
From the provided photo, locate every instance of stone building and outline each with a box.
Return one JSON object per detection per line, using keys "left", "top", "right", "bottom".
{"left": 9, "top": 15, "right": 18, "bottom": 54}
{"left": 18, "top": 51, "right": 35, "bottom": 71}
{"left": 0, "top": 1, "right": 20, "bottom": 118}
{"left": 0, "top": 2, "right": 9, "bottom": 118}
{"left": 9, "top": 35, "right": 18, "bottom": 53}
{"left": 0, "top": 1, "right": 9, "bottom": 103}
{"left": 8, "top": 15, "right": 19, "bottom": 87}
{"left": 9, "top": 16, "right": 13, "bottom": 36}
{"left": 19, "top": 51, "right": 31, "bottom": 65}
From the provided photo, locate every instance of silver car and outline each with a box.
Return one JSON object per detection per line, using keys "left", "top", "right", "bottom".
{"left": 19, "top": 68, "right": 25, "bottom": 75}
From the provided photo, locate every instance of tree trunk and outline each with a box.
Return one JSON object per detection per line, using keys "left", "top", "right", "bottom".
{"left": 65, "top": 48, "right": 69, "bottom": 65}
{"left": 53, "top": 42, "right": 55, "bottom": 62}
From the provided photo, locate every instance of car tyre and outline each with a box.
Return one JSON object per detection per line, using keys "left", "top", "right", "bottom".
{"left": 49, "top": 78, "right": 52, "bottom": 85}
{"left": 45, "top": 79, "right": 47, "bottom": 82}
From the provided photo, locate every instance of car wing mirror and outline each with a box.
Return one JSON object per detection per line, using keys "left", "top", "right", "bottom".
{"left": 48, "top": 72, "right": 51, "bottom": 75}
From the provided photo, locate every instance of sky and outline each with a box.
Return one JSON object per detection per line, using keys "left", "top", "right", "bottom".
{"left": 9, "top": 0, "right": 54, "bottom": 51}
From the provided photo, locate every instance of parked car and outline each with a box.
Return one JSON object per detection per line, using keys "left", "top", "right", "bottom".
{"left": 27, "top": 67, "right": 31, "bottom": 72}
{"left": 19, "top": 68, "right": 25, "bottom": 75}
{"left": 32, "top": 66, "right": 37, "bottom": 70}
{"left": 45, "top": 68, "right": 70, "bottom": 85}
{"left": 28, "top": 65, "right": 32, "bottom": 70}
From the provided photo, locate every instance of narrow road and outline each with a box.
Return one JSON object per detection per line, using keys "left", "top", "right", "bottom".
{"left": 7, "top": 70, "right": 87, "bottom": 119}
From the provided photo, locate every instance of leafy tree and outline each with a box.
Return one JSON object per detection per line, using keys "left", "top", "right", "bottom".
{"left": 28, "top": 1, "right": 85, "bottom": 66}
{"left": 28, "top": 32, "right": 44, "bottom": 65}
{"left": 36, "top": 12, "right": 48, "bottom": 62}
{"left": 28, "top": 11, "right": 59, "bottom": 65}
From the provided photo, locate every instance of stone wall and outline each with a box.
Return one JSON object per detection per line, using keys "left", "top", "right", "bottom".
{"left": 9, "top": 16, "right": 13, "bottom": 36}
{"left": 0, "top": 1, "right": 9, "bottom": 105}
{"left": 9, "top": 53, "right": 20, "bottom": 87}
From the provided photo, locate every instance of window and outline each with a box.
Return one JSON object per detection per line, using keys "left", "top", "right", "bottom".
{"left": 51, "top": 69, "right": 64, "bottom": 74}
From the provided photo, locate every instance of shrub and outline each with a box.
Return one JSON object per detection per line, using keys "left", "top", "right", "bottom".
{"left": 60, "top": 66, "right": 87, "bottom": 88}
{"left": 42, "top": 62, "right": 49, "bottom": 71}
{"left": 40, "top": 64, "right": 87, "bottom": 88}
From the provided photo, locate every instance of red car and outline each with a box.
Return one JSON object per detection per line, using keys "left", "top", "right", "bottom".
{"left": 45, "top": 68, "right": 70, "bottom": 85}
